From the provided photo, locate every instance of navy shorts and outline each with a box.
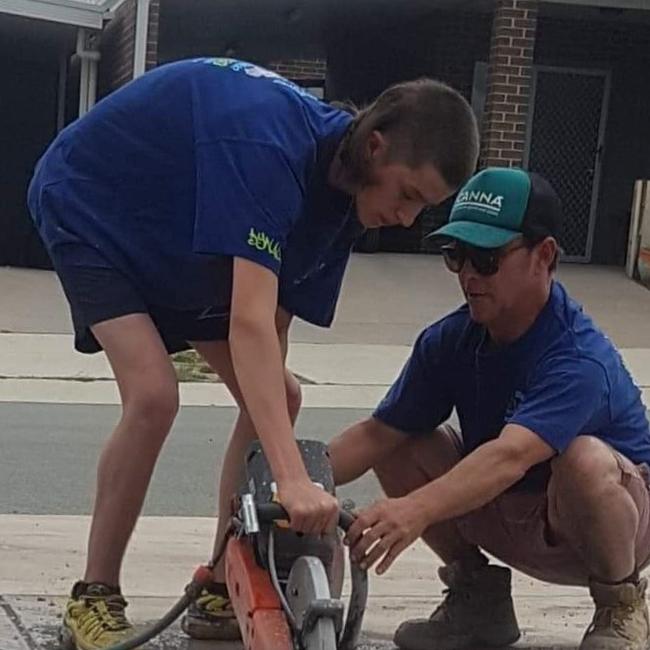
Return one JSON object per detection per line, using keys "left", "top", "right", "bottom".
{"left": 54, "top": 264, "right": 230, "bottom": 354}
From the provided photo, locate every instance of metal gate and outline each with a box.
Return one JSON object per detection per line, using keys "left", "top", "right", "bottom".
{"left": 524, "top": 67, "right": 610, "bottom": 262}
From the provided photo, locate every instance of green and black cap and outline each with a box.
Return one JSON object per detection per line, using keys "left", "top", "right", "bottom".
{"left": 429, "top": 167, "right": 562, "bottom": 248}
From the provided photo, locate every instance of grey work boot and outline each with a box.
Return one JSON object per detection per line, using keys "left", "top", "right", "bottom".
{"left": 394, "top": 563, "right": 520, "bottom": 650}
{"left": 580, "top": 577, "right": 650, "bottom": 650}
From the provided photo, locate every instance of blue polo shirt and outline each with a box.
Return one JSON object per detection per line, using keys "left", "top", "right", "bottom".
{"left": 374, "top": 282, "right": 650, "bottom": 490}
{"left": 28, "top": 58, "right": 363, "bottom": 326}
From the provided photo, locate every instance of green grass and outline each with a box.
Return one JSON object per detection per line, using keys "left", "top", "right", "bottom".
{"left": 171, "top": 349, "right": 220, "bottom": 383}
{"left": 170, "top": 349, "right": 315, "bottom": 384}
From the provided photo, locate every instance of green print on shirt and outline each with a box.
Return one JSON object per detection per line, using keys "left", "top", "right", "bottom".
{"left": 247, "top": 228, "right": 282, "bottom": 262}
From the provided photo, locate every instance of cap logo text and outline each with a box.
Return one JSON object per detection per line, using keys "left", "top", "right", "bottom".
{"left": 457, "top": 190, "right": 504, "bottom": 215}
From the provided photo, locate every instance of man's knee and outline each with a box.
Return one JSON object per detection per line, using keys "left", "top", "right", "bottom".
{"left": 551, "top": 436, "right": 620, "bottom": 493}
{"left": 548, "top": 436, "right": 627, "bottom": 531}
{"left": 374, "top": 427, "right": 461, "bottom": 497}
{"left": 373, "top": 438, "right": 416, "bottom": 485}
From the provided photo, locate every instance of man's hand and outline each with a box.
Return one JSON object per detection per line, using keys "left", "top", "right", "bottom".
{"left": 345, "top": 496, "right": 429, "bottom": 575}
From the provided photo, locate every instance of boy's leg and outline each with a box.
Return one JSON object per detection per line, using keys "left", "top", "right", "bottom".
{"left": 194, "top": 304, "right": 298, "bottom": 581}
{"left": 190, "top": 340, "right": 302, "bottom": 581}
{"left": 63, "top": 313, "right": 179, "bottom": 649}
{"left": 181, "top": 340, "right": 302, "bottom": 640}
{"left": 84, "top": 313, "right": 179, "bottom": 584}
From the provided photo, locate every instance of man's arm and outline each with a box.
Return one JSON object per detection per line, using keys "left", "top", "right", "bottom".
{"left": 347, "top": 354, "right": 609, "bottom": 574}
{"left": 329, "top": 417, "right": 408, "bottom": 486}
{"left": 346, "top": 423, "right": 554, "bottom": 573}
{"left": 409, "top": 423, "right": 554, "bottom": 521}
{"left": 329, "top": 324, "right": 452, "bottom": 487}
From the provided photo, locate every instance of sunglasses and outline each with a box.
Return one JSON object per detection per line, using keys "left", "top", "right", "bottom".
{"left": 440, "top": 240, "right": 526, "bottom": 276}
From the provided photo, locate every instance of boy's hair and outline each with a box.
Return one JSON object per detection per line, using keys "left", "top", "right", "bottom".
{"left": 337, "top": 79, "right": 479, "bottom": 190}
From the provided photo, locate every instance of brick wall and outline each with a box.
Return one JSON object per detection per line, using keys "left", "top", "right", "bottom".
{"left": 535, "top": 15, "right": 649, "bottom": 66}
{"left": 266, "top": 59, "right": 326, "bottom": 82}
{"left": 98, "top": 0, "right": 160, "bottom": 96}
{"left": 326, "top": 11, "right": 489, "bottom": 105}
{"left": 325, "top": 9, "right": 491, "bottom": 254}
{"left": 98, "top": 0, "right": 135, "bottom": 93}
{"left": 481, "top": 0, "right": 538, "bottom": 168}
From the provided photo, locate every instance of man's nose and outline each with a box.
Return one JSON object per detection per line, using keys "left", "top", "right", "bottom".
{"left": 459, "top": 257, "right": 479, "bottom": 280}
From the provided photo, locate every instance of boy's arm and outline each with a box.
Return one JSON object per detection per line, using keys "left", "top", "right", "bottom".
{"left": 230, "top": 256, "right": 338, "bottom": 535}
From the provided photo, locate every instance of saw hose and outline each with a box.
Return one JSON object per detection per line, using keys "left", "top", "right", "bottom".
{"left": 100, "top": 508, "right": 363, "bottom": 650}
{"left": 101, "top": 526, "right": 232, "bottom": 650}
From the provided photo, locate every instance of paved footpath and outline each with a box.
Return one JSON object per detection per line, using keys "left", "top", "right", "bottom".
{"left": 2, "top": 516, "right": 597, "bottom": 649}
{"left": 0, "top": 332, "right": 649, "bottom": 408}
{"left": 2, "top": 257, "right": 650, "bottom": 648}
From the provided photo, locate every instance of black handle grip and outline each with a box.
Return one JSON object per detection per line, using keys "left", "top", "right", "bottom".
{"left": 256, "top": 502, "right": 355, "bottom": 532}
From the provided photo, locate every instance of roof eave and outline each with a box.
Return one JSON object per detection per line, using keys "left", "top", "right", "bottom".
{"left": 0, "top": 0, "right": 121, "bottom": 29}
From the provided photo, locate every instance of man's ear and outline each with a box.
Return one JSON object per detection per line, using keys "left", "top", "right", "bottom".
{"left": 535, "top": 237, "right": 558, "bottom": 273}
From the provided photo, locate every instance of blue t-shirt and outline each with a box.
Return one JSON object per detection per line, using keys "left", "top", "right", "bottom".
{"left": 27, "top": 58, "right": 363, "bottom": 326}
{"left": 374, "top": 282, "right": 650, "bottom": 490}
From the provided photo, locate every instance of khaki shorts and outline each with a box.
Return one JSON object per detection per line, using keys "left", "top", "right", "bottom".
{"left": 442, "top": 426, "right": 650, "bottom": 586}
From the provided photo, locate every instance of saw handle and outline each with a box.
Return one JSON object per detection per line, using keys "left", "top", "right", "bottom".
{"left": 255, "top": 502, "right": 355, "bottom": 532}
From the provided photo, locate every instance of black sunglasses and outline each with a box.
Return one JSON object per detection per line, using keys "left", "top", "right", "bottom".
{"left": 440, "top": 240, "right": 526, "bottom": 276}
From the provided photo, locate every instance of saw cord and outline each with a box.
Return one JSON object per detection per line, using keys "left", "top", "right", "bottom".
{"left": 99, "top": 507, "right": 362, "bottom": 650}
{"left": 100, "top": 523, "right": 234, "bottom": 650}
{"left": 268, "top": 526, "right": 299, "bottom": 630}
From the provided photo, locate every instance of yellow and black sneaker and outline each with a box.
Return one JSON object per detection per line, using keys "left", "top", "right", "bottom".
{"left": 181, "top": 581, "right": 242, "bottom": 640}
{"left": 59, "top": 581, "right": 135, "bottom": 650}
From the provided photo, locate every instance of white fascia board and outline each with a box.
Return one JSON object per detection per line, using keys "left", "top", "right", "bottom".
{"left": 0, "top": 0, "right": 106, "bottom": 29}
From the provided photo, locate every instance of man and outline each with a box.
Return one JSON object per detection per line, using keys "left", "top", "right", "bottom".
{"left": 330, "top": 167, "right": 650, "bottom": 650}
{"left": 28, "top": 57, "right": 479, "bottom": 648}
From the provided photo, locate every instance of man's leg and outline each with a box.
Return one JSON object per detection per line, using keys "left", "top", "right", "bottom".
{"left": 549, "top": 436, "right": 642, "bottom": 582}
{"left": 373, "top": 428, "right": 520, "bottom": 650}
{"left": 374, "top": 427, "right": 484, "bottom": 566}
{"left": 63, "top": 314, "right": 179, "bottom": 649}
{"left": 548, "top": 435, "right": 650, "bottom": 650}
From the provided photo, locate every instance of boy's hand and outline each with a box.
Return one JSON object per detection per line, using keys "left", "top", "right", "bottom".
{"left": 345, "top": 496, "right": 429, "bottom": 574}
{"left": 277, "top": 480, "right": 339, "bottom": 536}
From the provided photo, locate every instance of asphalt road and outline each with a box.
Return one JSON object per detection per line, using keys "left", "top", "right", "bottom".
{"left": 0, "top": 403, "right": 382, "bottom": 515}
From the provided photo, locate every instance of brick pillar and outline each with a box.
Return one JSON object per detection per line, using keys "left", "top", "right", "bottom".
{"left": 98, "top": 0, "right": 160, "bottom": 96}
{"left": 267, "top": 59, "right": 326, "bottom": 83}
{"left": 480, "top": 0, "right": 538, "bottom": 168}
